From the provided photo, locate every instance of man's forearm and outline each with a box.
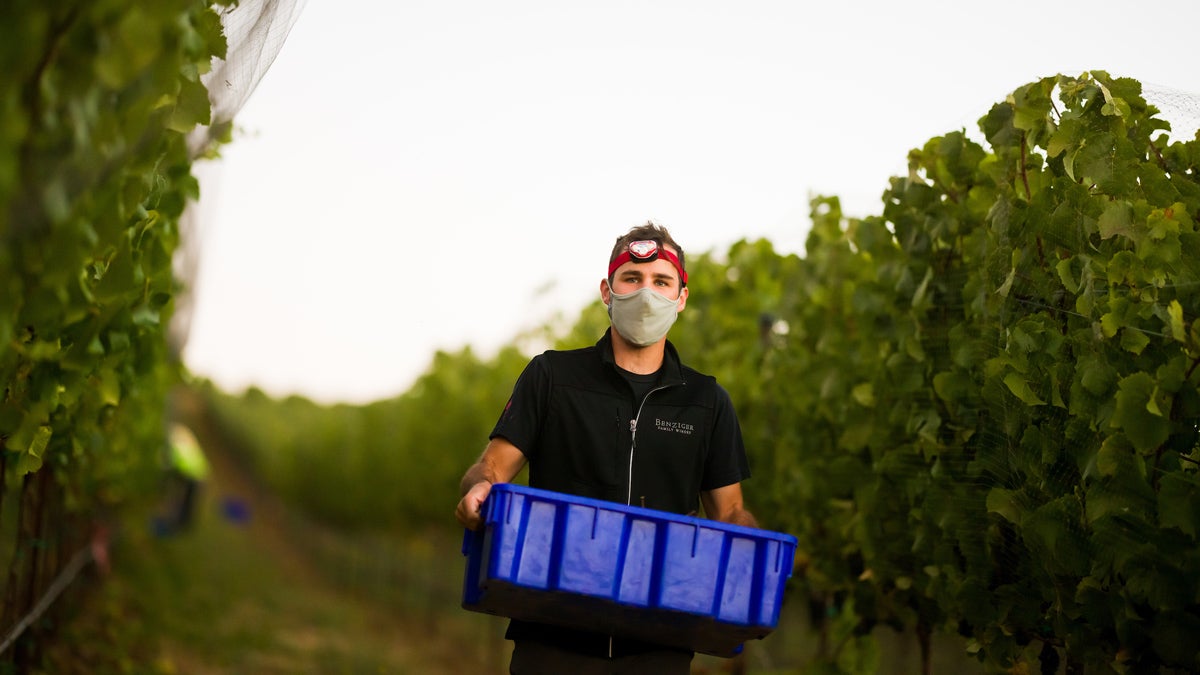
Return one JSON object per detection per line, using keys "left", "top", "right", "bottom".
{"left": 726, "top": 507, "right": 758, "bottom": 528}
{"left": 459, "top": 462, "right": 494, "bottom": 497}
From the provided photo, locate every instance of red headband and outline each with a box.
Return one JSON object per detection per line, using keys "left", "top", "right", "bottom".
{"left": 607, "top": 240, "right": 688, "bottom": 285}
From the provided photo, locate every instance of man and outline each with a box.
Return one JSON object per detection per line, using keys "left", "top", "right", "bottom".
{"left": 455, "top": 222, "right": 757, "bottom": 674}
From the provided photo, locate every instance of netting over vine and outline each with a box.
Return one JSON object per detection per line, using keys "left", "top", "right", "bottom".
{"left": 173, "top": 0, "right": 306, "bottom": 357}
{"left": 187, "top": 0, "right": 305, "bottom": 156}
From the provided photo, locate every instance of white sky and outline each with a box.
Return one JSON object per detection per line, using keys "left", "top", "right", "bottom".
{"left": 181, "top": 0, "right": 1200, "bottom": 404}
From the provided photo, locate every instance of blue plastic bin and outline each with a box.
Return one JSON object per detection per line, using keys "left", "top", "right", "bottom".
{"left": 461, "top": 483, "right": 796, "bottom": 657}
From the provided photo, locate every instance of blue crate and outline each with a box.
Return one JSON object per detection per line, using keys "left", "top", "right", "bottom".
{"left": 461, "top": 483, "right": 796, "bottom": 657}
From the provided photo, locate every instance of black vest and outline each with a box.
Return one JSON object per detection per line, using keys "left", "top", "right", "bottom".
{"left": 490, "top": 330, "right": 749, "bottom": 515}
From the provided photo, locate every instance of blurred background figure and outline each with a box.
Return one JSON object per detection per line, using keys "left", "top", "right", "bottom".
{"left": 154, "top": 423, "right": 212, "bottom": 536}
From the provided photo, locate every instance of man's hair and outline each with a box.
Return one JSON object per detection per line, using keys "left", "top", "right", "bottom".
{"left": 608, "top": 221, "right": 686, "bottom": 284}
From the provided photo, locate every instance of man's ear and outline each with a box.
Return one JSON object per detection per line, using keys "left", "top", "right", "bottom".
{"left": 676, "top": 286, "right": 689, "bottom": 312}
{"left": 600, "top": 278, "right": 612, "bottom": 306}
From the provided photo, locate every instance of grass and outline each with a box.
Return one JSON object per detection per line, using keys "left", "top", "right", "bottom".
{"left": 27, "top": 394, "right": 507, "bottom": 675}
{"left": 33, "top": 489, "right": 496, "bottom": 674}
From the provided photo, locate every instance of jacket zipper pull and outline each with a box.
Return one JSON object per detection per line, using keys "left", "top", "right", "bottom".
{"left": 629, "top": 419, "right": 637, "bottom": 432}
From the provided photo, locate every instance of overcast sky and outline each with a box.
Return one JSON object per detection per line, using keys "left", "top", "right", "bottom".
{"left": 181, "top": 0, "right": 1200, "bottom": 404}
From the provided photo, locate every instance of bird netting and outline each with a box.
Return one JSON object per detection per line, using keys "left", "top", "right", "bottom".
{"left": 172, "top": 0, "right": 306, "bottom": 357}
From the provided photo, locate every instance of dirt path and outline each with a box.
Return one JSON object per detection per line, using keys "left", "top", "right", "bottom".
{"left": 166, "top": 387, "right": 502, "bottom": 674}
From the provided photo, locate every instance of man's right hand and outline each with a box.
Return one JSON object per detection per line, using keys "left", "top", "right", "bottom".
{"left": 455, "top": 438, "right": 526, "bottom": 529}
{"left": 455, "top": 480, "right": 493, "bottom": 530}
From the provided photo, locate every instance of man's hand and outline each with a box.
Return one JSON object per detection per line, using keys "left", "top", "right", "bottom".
{"left": 455, "top": 437, "right": 527, "bottom": 530}
{"left": 701, "top": 483, "right": 759, "bottom": 528}
{"left": 456, "top": 480, "right": 493, "bottom": 530}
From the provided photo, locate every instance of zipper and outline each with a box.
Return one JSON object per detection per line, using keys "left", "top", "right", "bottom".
{"left": 616, "top": 379, "right": 680, "bottom": 658}
{"left": 626, "top": 383, "right": 673, "bottom": 506}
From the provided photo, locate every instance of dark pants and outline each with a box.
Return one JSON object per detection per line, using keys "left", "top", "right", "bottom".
{"left": 510, "top": 639, "right": 693, "bottom": 675}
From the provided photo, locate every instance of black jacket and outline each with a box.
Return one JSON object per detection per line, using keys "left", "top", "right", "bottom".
{"left": 490, "top": 329, "right": 750, "bottom": 517}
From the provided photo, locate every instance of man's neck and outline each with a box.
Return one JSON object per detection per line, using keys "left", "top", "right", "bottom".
{"left": 611, "top": 330, "right": 666, "bottom": 375}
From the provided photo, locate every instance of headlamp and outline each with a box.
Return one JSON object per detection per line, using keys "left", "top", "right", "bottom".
{"left": 607, "top": 240, "right": 688, "bottom": 285}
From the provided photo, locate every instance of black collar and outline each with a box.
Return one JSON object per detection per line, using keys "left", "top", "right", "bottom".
{"left": 596, "top": 329, "right": 686, "bottom": 387}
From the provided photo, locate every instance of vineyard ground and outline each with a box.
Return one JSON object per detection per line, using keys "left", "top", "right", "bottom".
{"left": 33, "top": 392, "right": 494, "bottom": 674}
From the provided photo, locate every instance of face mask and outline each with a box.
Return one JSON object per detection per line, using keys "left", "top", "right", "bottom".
{"left": 607, "top": 287, "right": 680, "bottom": 346}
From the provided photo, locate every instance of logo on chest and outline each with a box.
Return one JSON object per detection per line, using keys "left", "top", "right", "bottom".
{"left": 654, "top": 417, "right": 694, "bottom": 436}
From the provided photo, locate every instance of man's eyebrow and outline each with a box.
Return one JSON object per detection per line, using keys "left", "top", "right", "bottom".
{"left": 619, "top": 268, "right": 677, "bottom": 282}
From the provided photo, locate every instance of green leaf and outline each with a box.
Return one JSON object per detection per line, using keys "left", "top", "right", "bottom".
{"left": 1151, "top": 610, "right": 1200, "bottom": 667}
{"left": 1046, "top": 117, "right": 1083, "bottom": 159}
{"left": 1107, "top": 251, "right": 1143, "bottom": 285}
{"left": 29, "top": 425, "right": 51, "bottom": 457}
{"left": 933, "top": 370, "right": 971, "bottom": 404}
{"left": 13, "top": 425, "right": 52, "bottom": 475}
{"left": 94, "top": 8, "right": 162, "bottom": 88}
{"left": 1167, "top": 300, "right": 1186, "bottom": 343}
{"left": 986, "top": 487, "right": 1022, "bottom": 524}
{"left": 851, "top": 382, "right": 875, "bottom": 407}
{"left": 1158, "top": 474, "right": 1200, "bottom": 537}
{"left": 131, "top": 304, "right": 160, "bottom": 326}
{"left": 1075, "top": 132, "right": 1117, "bottom": 189}
{"left": 911, "top": 266, "right": 933, "bottom": 310}
{"left": 1055, "top": 257, "right": 1079, "bottom": 294}
{"left": 1004, "top": 371, "right": 1045, "bottom": 406}
{"left": 1096, "top": 79, "right": 1132, "bottom": 119}
{"left": 1024, "top": 497, "right": 1090, "bottom": 576}
{"left": 94, "top": 240, "right": 137, "bottom": 303}
{"left": 97, "top": 369, "right": 122, "bottom": 406}
{"left": 16, "top": 450, "right": 44, "bottom": 474}
{"left": 1120, "top": 327, "right": 1151, "bottom": 355}
{"left": 1124, "top": 551, "right": 1190, "bottom": 612}
{"left": 1111, "top": 373, "right": 1171, "bottom": 451}
{"left": 996, "top": 267, "right": 1015, "bottom": 297}
{"left": 26, "top": 339, "right": 62, "bottom": 361}
{"left": 1095, "top": 435, "right": 1129, "bottom": 477}
{"left": 1145, "top": 385, "right": 1165, "bottom": 417}
{"left": 1078, "top": 358, "right": 1118, "bottom": 396}
{"left": 1098, "top": 201, "right": 1134, "bottom": 240}
{"left": 1139, "top": 208, "right": 1184, "bottom": 268}
{"left": 167, "top": 78, "right": 213, "bottom": 133}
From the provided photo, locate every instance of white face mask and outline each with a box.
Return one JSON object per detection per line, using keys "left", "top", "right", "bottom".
{"left": 607, "top": 287, "right": 680, "bottom": 346}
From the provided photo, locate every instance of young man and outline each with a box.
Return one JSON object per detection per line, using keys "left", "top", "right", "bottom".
{"left": 455, "top": 222, "right": 757, "bottom": 674}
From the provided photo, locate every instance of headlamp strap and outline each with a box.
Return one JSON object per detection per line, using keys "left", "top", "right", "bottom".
{"left": 607, "top": 240, "right": 688, "bottom": 285}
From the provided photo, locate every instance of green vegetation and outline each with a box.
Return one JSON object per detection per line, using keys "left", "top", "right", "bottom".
{"left": 1, "top": 0, "right": 226, "bottom": 479}
{"left": 1, "top": 2, "right": 229, "bottom": 669}
{"left": 201, "top": 344, "right": 531, "bottom": 531}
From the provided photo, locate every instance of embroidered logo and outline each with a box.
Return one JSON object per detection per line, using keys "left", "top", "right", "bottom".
{"left": 655, "top": 418, "right": 694, "bottom": 436}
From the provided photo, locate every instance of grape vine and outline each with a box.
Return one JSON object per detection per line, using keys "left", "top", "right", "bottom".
{"left": 1, "top": 1, "right": 230, "bottom": 662}
{"left": 683, "top": 72, "right": 1200, "bottom": 673}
